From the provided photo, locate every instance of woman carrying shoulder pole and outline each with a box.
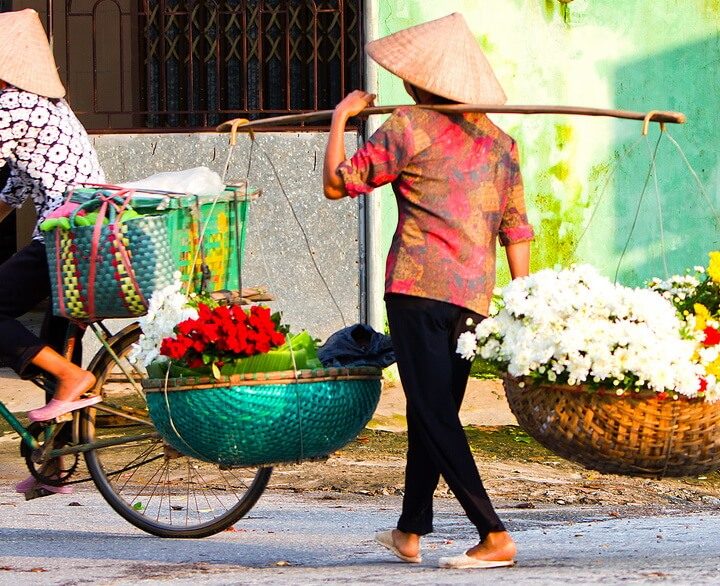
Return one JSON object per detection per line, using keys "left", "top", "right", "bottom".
{"left": 323, "top": 13, "right": 534, "bottom": 569}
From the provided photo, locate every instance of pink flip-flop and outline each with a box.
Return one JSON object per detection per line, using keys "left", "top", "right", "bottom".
{"left": 27, "top": 396, "right": 102, "bottom": 423}
{"left": 15, "top": 475, "right": 73, "bottom": 495}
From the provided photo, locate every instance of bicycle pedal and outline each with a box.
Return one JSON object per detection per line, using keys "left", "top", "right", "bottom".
{"left": 23, "top": 486, "right": 53, "bottom": 501}
{"left": 54, "top": 412, "right": 74, "bottom": 423}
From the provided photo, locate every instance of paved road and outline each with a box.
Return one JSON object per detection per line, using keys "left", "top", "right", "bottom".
{"left": 2, "top": 314, "right": 719, "bottom": 583}
{"left": 1, "top": 487, "right": 719, "bottom": 585}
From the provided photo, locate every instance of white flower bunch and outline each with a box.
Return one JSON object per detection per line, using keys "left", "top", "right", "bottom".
{"left": 648, "top": 271, "right": 702, "bottom": 306}
{"left": 458, "top": 265, "right": 707, "bottom": 399}
{"left": 129, "top": 274, "right": 199, "bottom": 367}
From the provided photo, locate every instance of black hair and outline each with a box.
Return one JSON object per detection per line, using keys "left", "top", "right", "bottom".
{"left": 406, "top": 83, "right": 458, "bottom": 105}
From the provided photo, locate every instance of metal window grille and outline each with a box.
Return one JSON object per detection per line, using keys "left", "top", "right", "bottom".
{"left": 3, "top": 1, "right": 364, "bottom": 131}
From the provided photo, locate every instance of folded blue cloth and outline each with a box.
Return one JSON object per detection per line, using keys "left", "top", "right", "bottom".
{"left": 318, "top": 324, "right": 395, "bottom": 369}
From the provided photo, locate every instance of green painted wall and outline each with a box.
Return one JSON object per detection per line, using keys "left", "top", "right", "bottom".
{"left": 372, "top": 0, "right": 720, "bottom": 287}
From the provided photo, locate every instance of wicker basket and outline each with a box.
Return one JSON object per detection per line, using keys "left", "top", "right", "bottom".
{"left": 45, "top": 197, "right": 174, "bottom": 320}
{"left": 69, "top": 185, "right": 258, "bottom": 294}
{"left": 503, "top": 376, "right": 720, "bottom": 478}
{"left": 142, "top": 367, "right": 382, "bottom": 467}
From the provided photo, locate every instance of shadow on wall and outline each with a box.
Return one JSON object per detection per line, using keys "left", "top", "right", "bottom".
{"left": 611, "top": 36, "right": 720, "bottom": 284}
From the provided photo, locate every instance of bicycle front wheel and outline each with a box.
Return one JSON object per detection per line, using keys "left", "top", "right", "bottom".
{"left": 80, "top": 323, "right": 272, "bottom": 538}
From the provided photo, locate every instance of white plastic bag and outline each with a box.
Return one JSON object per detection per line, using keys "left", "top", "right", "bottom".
{"left": 121, "top": 167, "right": 225, "bottom": 196}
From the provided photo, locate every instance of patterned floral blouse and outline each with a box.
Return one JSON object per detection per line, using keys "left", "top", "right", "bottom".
{"left": 338, "top": 106, "right": 534, "bottom": 316}
{"left": 0, "top": 87, "right": 105, "bottom": 241}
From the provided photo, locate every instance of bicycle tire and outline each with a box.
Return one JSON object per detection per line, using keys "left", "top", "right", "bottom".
{"left": 81, "top": 323, "right": 273, "bottom": 538}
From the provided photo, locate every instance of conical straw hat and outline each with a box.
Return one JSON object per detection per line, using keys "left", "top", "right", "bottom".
{"left": 366, "top": 13, "right": 506, "bottom": 105}
{"left": 0, "top": 9, "right": 65, "bottom": 98}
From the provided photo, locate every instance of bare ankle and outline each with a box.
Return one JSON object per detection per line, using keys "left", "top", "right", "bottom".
{"left": 467, "top": 531, "right": 516, "bottom": 561}
{"left": 53, "top": 369, "right": 96, "bottom": 402}
{"left": 485, "top": 531, "right": 514, "bottom": 545}
{"left": 392, "top": 529, "right": 421, "bottom": 556}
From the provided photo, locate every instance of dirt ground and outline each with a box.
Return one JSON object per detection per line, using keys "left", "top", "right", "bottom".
{"left": 2, "top": 370, "right": 720, "bottom": 515}
{"left": 5, "top": 420, "right": 720, "bottom": 515}
{"left": 269, "top": 426, "right": 720, "bottom": 514}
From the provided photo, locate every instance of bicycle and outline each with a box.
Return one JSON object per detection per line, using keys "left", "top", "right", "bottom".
{"left": 2, "top": 317, "right": 273, "bottom": 538}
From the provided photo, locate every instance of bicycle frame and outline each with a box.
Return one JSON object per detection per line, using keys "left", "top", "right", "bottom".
{"left": 1, "top": 397, "right": 160, "bottom": 459}
{"left": 0, "top": 320, "right": 159, "bottom": 466}
{"left": 0, "top": 399, "right": 41, "bottom": 450}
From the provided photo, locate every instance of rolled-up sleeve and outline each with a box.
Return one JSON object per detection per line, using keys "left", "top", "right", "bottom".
{"left": 0, "top": 169, "right": 30, "bottom": 207}
{"left": 498, "top": 141, "right": 534, "bottom": 246}
{"left": 337, "top": 107, "right": 416, "bottom": 198}
{"left": 0, "top": 101, "right": 28, "bottom": 208}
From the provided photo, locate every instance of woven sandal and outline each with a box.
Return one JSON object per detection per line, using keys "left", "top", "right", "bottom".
{"left": 438, "top": 553, "right": 515, "bottom": 569}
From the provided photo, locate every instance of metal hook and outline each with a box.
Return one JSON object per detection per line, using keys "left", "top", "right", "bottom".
{"left": 642, "top": 110, "right": 666, "bottom": 136}
{"left": 229, "top": 118, "right": 254, "bottom": 146}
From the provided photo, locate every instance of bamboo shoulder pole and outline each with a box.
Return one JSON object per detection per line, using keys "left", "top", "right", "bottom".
{"left": 216, "top": 104, "right": 686, "bottom": 139}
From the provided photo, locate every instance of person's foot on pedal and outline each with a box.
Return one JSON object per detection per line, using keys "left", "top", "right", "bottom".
{"left": 15, "top": 475, "right": 73, "bottom": 495}
{"left": 52, "top": 369, "right": 96, "bottom": 403}
{"left": 27, "top": 369, "right": 98, "bottom": 422}
{"left": 27, "top": 395, "right": 101, "bottom": 422}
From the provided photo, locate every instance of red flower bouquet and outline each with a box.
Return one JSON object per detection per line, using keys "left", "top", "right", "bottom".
{"left": 160, "top": 303, "right": 288, "bottom": 371}
{"left": 132, "top": 278, "right": 321, "bottom": 380}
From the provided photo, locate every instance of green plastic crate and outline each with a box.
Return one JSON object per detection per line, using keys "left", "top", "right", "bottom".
{"left": 70, "top": 184, "right": 258, "bottom": 293}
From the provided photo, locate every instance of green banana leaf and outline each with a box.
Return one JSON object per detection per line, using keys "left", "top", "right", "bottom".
{"left": 145, "top": 361, "right": 211, "bottom": 379}
{"left": 145, "top": 330, "right": 321, "bottom": 380}
{"left": 220, "top": 349, "right": 305, "bottom": 375}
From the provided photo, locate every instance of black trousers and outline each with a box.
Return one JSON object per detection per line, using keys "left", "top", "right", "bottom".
{"left": 0, "top": 240, "right": 74, "bottom": 383}
{"left": 385, "top": 293, "right": 506, "bottom": 540}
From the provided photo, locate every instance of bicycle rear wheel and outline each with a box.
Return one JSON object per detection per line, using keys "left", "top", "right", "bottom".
{"left": 81, "top": 323, "right": 272, "bottom": 538}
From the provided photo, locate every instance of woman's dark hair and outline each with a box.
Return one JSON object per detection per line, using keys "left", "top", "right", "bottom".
{"left": 427, "top": 92, "right": 458, "bottom": 105}
{"left": 406, "top": 83, "right": 458, "bottom": 105}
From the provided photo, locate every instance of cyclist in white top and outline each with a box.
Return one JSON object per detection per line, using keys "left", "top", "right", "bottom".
{"left": 0, "top": 10, "right": 105, "bottom": 437}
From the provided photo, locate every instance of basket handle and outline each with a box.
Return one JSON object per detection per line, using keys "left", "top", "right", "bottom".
{"left": 85, "top": 189, "right": 146, "bottom": 319}
{"left": 68, "top": 189, "right": 136, "bottom": 226}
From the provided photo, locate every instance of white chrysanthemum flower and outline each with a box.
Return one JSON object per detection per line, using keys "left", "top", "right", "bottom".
{"left": 456, "top": 331, "right": 477, "bottom": 360}
{"left": 129, "top": 275, "right": 199, "bottom": 367}
{"left": 456, "top": 264, "right": 708, "bottom": 399}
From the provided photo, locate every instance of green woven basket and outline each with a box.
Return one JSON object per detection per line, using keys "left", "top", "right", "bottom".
{"left": 70, "top": 185, "right": 257, "bottom": 294}
{"left": 45, "top": 207, "right": 174, "bottom": 320}
{"left": 163, "top": 188, "right": 252, "bottom": 293}
{"left": 142, "top": 367, "right": 382, "bottom": 466}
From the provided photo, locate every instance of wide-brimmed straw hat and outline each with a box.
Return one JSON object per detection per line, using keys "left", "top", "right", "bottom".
{"left": 0, "top": 9, "right": 65, "bottom": 98}
{"left": 366, "top": 12, "right": 506, "bottom": 105}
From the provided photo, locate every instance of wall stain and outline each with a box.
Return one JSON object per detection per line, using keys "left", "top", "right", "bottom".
{"left": 704, "top": 0, "right": 720, "bottom": 13}
{"left": 479, "top": 34, "right": 495, "bottom": 53}
{"left": 560, "top": 3, "right": 571, "bottom": 25}
{"left": 542, "top": 0, "right": 572, "bottom": 26}
{"left": 527, "top": 122, "right": 588, "bottom": 271}
{"left": 533, "top": 191, "right": 582, "bottom": 270}
{"left": 543, "top": 0, "right": 556, "bottom": 22}
{"left": 549, "top": 161, "right": 570, "bottom": 181}
{"left": 589, "top": 162, "right": 612, "bottom": 184}
{"left": 555, "top": 123, "right": 573, "bottom": 150}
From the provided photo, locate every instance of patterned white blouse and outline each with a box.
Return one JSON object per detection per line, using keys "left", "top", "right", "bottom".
{"left": 0, "top": 87, "right": 105, "bottom": 241}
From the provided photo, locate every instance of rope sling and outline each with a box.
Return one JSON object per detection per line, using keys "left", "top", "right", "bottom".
{"left": 216, "top": 104, "right": 720, "bottom": 477}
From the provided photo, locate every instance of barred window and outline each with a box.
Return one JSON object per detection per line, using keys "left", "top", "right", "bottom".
{"left": 3, "top": 1, "right": 364, "bottom": 131}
